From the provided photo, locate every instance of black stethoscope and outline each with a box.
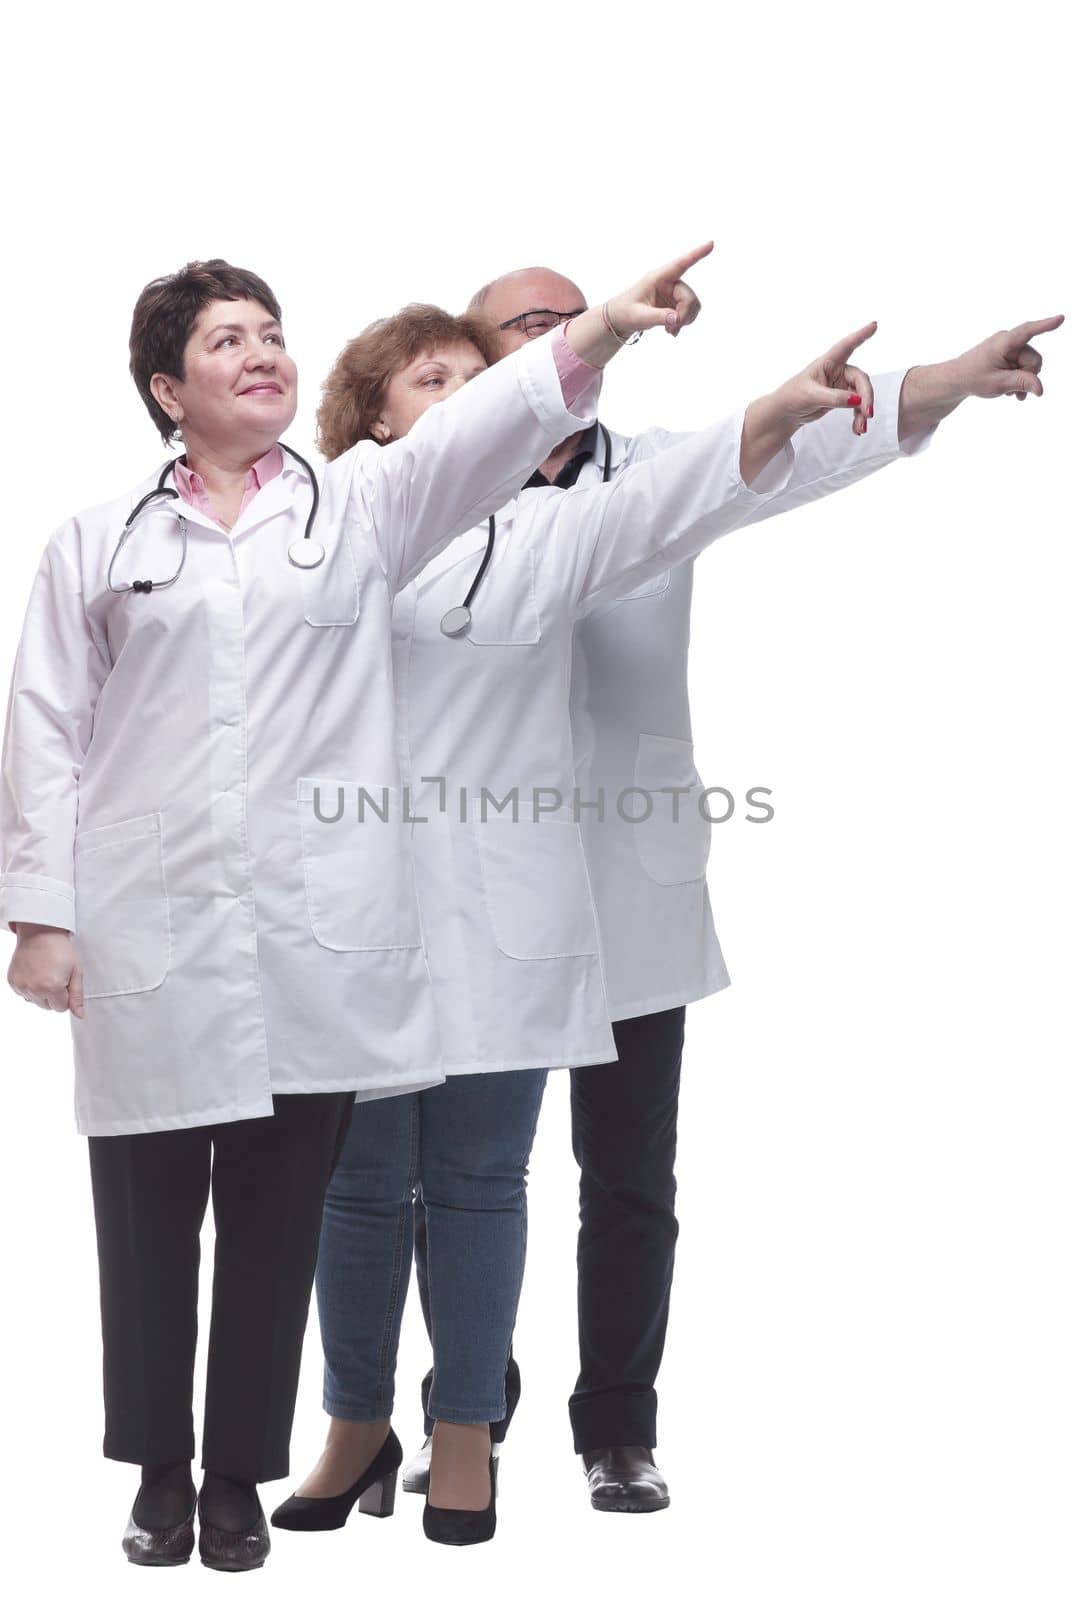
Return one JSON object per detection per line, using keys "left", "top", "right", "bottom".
{"left": 439, "top": 424, "right": 612, "bottom": 638}
{"left": 106, "top": 443, "right": 323, "bottom": 595}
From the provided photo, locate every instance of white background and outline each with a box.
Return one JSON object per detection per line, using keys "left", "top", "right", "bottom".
{"left": 0, "top": 1, "right": 1074, "bottom": 1595}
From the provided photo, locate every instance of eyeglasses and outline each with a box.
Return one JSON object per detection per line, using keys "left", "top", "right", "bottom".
{"left": 496, "top": 307, "right": 587, "bottom": 338}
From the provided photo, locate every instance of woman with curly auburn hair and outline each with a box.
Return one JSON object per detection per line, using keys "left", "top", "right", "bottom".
{"left": 0, "top": 246, "right": 720, "bottom": 1571}
{"left": 273, "top": 300, "right": 909, "bottom": 1546}
{"left": 317, "top": 305, "right": 501, "bottom": 461}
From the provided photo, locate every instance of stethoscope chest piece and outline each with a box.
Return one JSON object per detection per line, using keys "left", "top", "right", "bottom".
{"left": 288, "top": 538, "right": 325, "bottom": 569}
{"left": 440, "top": 604, "right": 472, "bottom": 638}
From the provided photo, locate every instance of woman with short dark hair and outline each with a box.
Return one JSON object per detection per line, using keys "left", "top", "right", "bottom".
{"left": 0, "top": 248, "right": 707, "bottom": 1569}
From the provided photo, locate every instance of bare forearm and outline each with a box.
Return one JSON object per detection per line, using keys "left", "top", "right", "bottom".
{"left": 898, "top": 359, "right": 967, "bottom": 441}
{"left": 564, "top": 306, "right": 626, "bottom": 368}
{"left": 740, "top": 392, "right": 801, "bottom": 485}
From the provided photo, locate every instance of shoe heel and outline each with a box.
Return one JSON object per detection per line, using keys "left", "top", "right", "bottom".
{"left": 356, "top": 1470, "right": 397, "bottom": 1519}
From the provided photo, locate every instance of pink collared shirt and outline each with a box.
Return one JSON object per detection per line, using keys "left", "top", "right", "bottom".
{"left": 172, "top": 328, "right": 597, "bottom": 524}
{"left": 551, "top": 323, "right": 601, "bottom": 410}
{"left": 173, "top": 445, "right": 283, "bottom": 528}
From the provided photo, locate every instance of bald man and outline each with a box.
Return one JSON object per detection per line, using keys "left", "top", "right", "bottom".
{"left": 404, "top": 269, "right": 1061, "bottom": 1511}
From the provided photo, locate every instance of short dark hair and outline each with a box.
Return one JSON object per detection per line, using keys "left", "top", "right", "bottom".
{"left": 129, "top": 259, "right": 283, "bottom": 445}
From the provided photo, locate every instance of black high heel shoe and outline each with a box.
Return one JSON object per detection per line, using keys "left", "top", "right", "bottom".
{"left": 271, "top": 1429, "right": 402, "bottom": 1532}
{"left": 422, "top": 1451, "right": 498, "bottom": 1546}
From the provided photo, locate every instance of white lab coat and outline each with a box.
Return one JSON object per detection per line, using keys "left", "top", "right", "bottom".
{"left": 569, "top": 371, "right": 938, "bottom": 1021}
{"left": 392, "top": 406, "right": 799, "bottom": 1074}
{"left": 0, "top": 331, "right": 594, "bottom": 1136}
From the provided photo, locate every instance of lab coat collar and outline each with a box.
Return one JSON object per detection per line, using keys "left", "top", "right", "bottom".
{"left": 126, "top": 442, "right": 314, "bottom": 538}
{"left": 521, "top": 421, "right": 601, "bottom": 492}
{"left": 519, "top": 419, "right": 631, "bottom": 491}
{"left": 230, "top": 443, "right": 315, "bottom": 536}
{"left": 598, "top": 421, "right": 632, "bottom": 475}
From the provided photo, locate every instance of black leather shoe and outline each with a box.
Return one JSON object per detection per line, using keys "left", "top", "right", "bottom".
{"left": 582, "top": 1446, "right": 670, "bottom": 1513}
{"left": 198, "top": 1491, "right": 271, "bottom": 1572}
{"left": 271, "top": 1429, "right": 402, "bottom": 1531}
{"left": 122, "top": 1492, "right": 197, "bottom": 1566}
{"left": 423, "top": 1452, "right": 498, "bottom": 1546}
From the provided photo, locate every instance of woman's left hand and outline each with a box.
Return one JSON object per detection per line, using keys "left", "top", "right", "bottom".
{"left": 740, "top": 323, "right": 879, "bottom": 485}
{"left": 771, "top": 322, "right": 879, "bottom": 437}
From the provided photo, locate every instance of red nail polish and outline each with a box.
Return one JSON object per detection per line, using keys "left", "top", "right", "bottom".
{"left": 868, "top": 405, "right": 874, "bottom": 418}
{"left": 847, "top": 394, "right": 862, "bottom": 406}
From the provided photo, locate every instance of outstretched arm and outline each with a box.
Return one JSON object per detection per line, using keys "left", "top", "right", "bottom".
{"left": 560, "top": 326, "right": 894, "bottom": 611}
{"left": 353, "top": 245, "right": 715, "bottom": 592}
{"left": 897, "top": 315, "right": 1065, "bottom": 440}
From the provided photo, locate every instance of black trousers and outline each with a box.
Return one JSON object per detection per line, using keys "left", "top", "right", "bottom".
{"left": 88, "top": 1092, "right": 354, "bottom": 1483}
{"left": 566, "top": 1006, "right": 685, "bottom": 1452}
{"left": 414, "top": 1006, "right": 685, "bottom": 1454}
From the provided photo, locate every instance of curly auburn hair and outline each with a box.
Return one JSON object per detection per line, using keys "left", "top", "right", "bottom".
{"left": 316, "top": 304, "right": 501, "bottom": 461}
{"left": 129, "top": 259, "right": 282, "bottom": 446}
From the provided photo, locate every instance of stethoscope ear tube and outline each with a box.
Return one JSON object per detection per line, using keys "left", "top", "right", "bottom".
{"left": 441, "top": 515, "right": 497, "bottom": 637}
{"left": 108, "top": 459, "right": 188, "bottom": 594}
{"left": 438, "top": 425, "right": 611, "bottom": 639}
{"left": 124, "top": 478, "right": 180, "bottom": 530}
{"left": 282, "top": 442, "right": 325, "bottom": 568}
{"left": 110, "top": 444, "right": 325, "bottom": 592}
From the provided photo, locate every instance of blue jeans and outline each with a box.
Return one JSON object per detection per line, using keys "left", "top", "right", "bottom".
{"left": 316, "top": 1069, "right": 548, "bottom": 1425}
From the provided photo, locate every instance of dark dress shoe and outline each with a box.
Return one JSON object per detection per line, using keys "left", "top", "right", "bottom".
{"left": 198, "top": 1491, "right": 271, "bottom": 1572}
{"left": 582, "top": 1446, "right": 670, "bottom": 1513}
{"left": 271, "top": 1429, "right": 402, "bottom": 1531}
{"left": 122, "top": 1493, "right": 197, "bottom": 1566}
{"left": 423, "top": 1452, "right": 498, "bottom": 1546}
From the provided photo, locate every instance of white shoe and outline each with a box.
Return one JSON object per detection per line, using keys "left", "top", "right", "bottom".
{"left": 402, "top": 1435, "right": 503, "bottom": 1495}
{"left": 402, "top": 1437, "right": 432, "bottom": 1495}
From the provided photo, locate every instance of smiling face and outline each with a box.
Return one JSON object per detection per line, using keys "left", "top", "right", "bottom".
{"left": 373, "top": 340, "right": 489, "bottom": 442}
{"left": 149, "top": 297, "right": 298, "bottom": 460}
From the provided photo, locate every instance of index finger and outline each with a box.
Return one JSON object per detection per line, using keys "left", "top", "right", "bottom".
{"left": 1005, "top": 314, "right": 1065, "bottom": 348}
{"left": 821, "top": 321, "right": 879, "bottom": 367}
{"left": 652, "top": 240, "right": 715, "bottom": 284}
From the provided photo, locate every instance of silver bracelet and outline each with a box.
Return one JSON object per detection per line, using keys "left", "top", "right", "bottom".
{"left": 602, "top": 302, "right": 642, "bottom": 347}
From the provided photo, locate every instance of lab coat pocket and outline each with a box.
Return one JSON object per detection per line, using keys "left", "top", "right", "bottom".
{"left": 475, "top": 804, "right": 599, "bottom": 960}
{"left": 74, "top": 813, "right": 171, "bottom": 998}
{"left": 615, "top": 569, "right": 671, "bottom": 602}
{"left": 300, "top": 525, "right": 360, "bottom": 626}
{"left": 466, "top": 550, "right": 542, "bottom": 646}
{"left": 631, "top": 734, "right": 711, "bottom": 886}
{"left": 298, "top": 779, "right": 422, "bottom": 951}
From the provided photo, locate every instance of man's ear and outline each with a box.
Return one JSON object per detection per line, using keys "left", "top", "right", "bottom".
{"left": 150, "top": 372, "right": 183, "bottom": 426}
